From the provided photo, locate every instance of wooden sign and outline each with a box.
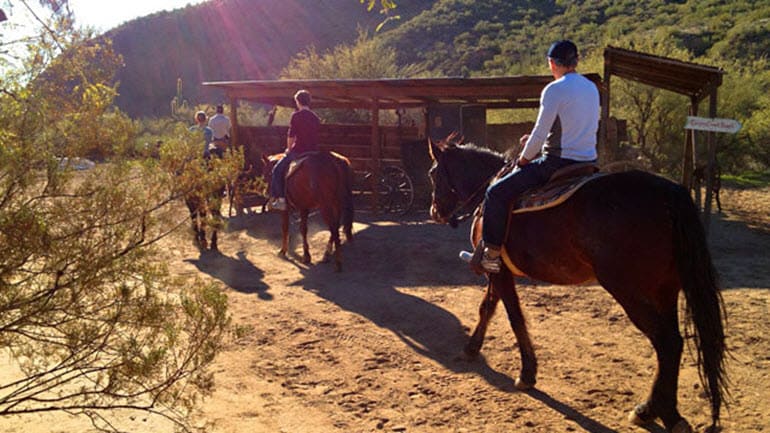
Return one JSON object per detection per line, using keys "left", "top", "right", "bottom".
{"left": 685, "top": 116, "right": 742, "bottom": 133}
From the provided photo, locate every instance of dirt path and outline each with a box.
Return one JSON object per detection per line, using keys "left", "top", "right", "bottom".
{"left": 2, "top": 186, "right": 768, "bottom": 433}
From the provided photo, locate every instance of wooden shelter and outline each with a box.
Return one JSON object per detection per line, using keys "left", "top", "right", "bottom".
{"left": 203, "top": 75, "right": 601, "bottom": 211}
{"left": 204, "top": 47, "right": 724, "bottom": 223}
{"left": 202, "top": 74, "right": 601, "bottom": 189}
{"left": 602, "top": 46, "right": 725, "bottom": 227}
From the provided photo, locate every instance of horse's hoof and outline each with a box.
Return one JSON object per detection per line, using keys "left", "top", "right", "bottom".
{"left": 668, "top": 419, "right": 693, "bottom": 433}
{"left": 278, "top": 250, "right": 287, "bottom": 258}
{"left": 463, "top": 342, "right": 481, "bottom": 358}
{"left": 514, "top": 377, "right": 534, "bottom": 391}
{"left": 628, "top": 403, "right": 655, "bottom": 426}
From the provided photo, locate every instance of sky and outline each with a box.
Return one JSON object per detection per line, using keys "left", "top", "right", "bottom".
{"left": 68, "top": 0, "right": 208, "bottom": 31}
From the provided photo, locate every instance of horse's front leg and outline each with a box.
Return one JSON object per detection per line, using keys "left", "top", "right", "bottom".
{"left": 491, "top": 270, "right": 537, "bottom": 390}
{"left": 299, "top": 209, "right": 311, "bottom": 264}
{"left": 194, "top": 211, "right": 208, "bottom": 250}
{"left": 465, "top": 280, "right": 500, "bottom": 358}
{"left": 279, "top": 210, "right": 290, "bottom": 257}
{"left": 209, "top": 204, "right": 222, "bottom": 252}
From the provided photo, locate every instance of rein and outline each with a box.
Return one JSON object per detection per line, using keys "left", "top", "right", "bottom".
{"left": 441, "top": 155, "right": 507, "bottom": 224}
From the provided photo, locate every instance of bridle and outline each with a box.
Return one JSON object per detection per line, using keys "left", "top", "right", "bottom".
{"left": 435, "top": 153, "right": 502, "bottom": 226}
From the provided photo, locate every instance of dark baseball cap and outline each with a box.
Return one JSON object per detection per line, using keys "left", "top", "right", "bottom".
{"left": 547, "top": 40, "right": 578, "bottom": 65}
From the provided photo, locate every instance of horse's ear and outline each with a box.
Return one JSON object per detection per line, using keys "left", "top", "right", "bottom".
{"left": 446, "top": 131, "right": 464, "bottom": 146}
{"left": 261, "top": 153, "right": 270, "bottom": 164}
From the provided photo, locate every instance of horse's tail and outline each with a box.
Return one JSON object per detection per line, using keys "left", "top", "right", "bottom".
{"left": 670, "top": 183, "right": 727, "bottom": 429}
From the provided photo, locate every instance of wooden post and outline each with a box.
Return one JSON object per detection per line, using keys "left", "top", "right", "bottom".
{"left": 370, "top": 99, "right": 381, "bottom": 212}
{"left": 682, "top": 97, "right": 698, "bottom": 198}
{"left": 600, "top": 52, "right": 611, "bottom": 165}
{"left": 229, "top": 96, "right": 239, "bottom": 148}
{"left": 702, "top": 87, "right": 718, "bottom": 232}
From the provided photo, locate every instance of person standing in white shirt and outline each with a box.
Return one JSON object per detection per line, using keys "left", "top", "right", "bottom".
{"left": 208, "top": 104, "right": 231, "bottom": 142}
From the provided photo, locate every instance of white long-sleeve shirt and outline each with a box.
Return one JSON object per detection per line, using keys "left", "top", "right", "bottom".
{"left": 208, "top": 113, "right": 231, "bottom": 140}
{"left": 521, "top": 73, "right": 600, "bottom": 162}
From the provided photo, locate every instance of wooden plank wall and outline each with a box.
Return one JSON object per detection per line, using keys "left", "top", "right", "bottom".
{"left": 238, "top": 124, "right": 419, "bottom": 172}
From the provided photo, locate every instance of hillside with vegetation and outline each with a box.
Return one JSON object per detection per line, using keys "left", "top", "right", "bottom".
{"left": 102, "top": 0, "right": 769, "bottom": 175}
{"left": 379, "top": 0, "right": 769, "bottom": 76}
{"left": 375, "top": 0, "right": 770, "bottom": 174}
{"left": 104, "top": 0, "right": 432, "bottom": 117}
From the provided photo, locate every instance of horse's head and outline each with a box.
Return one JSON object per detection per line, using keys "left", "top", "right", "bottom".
{"left": 428, "top": 134, "right": 506, "bottom": 228}
{"left": 261, "top": 153, "right": 284, "bottom": 187}
{"left": 428, "top": 134, "right": 463, "bottom": 227}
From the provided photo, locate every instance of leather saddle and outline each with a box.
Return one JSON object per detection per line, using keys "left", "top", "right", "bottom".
{"left": 512, "top": 162, "right": 603, "bottom": 214}
{"left": 286, "top": 151, "right": 322, "bottom": 178}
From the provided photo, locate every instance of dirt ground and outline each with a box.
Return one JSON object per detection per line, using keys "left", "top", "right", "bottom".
{"left": 2, "top": 185, "right": 768, "bottom": 433}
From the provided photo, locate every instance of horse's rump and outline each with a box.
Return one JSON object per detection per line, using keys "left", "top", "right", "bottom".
{"left": 285, "top": 151, "right": 351, "bottom": 206}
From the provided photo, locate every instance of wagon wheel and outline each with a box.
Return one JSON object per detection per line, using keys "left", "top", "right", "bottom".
{"left": 374, "top": 165, "right": 414, "bottom": 215}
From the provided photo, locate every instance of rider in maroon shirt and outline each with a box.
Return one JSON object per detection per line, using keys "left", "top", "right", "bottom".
{"left": 268, "top": 90, "right": 321, "bottom": 211}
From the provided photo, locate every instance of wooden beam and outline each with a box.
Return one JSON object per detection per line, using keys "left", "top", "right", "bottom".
{"left": 370, "top": 99, "right": 381, "bottom": 212}
{"left": 683, "top": 97, "right": 698, "bottom": 193}
{"left": 600, "top": 50, "right": 611, "bottom": 164}
{"left": 230, "top": 97, "right": 239, "bottom": 150}
{"left": 702, "top": 87, "right": 718, "bottom": 232}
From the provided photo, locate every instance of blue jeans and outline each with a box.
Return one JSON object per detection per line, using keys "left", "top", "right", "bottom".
{"left": 269, "top": 151, "right": 297, "bottom": 198}
{"left": 482, "top": 155, "right": 587, "bottom": 249}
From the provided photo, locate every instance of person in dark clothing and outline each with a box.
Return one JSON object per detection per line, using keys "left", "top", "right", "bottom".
{"left": 267, "top": 89, "right": 321, "bottom": 211}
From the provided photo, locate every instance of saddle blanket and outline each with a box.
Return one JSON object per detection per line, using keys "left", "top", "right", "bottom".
{"left": 512, "top": 169, "right": 605, "bottom": 214}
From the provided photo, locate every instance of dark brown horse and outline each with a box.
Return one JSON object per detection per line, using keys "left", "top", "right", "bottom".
{"left": 427, "top": 139, "right": 726, "bottom": 433}
{"left": 262, "top": 151, "right": 354, "bottom": 271}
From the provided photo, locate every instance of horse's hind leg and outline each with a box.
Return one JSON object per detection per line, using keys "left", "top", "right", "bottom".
{"left": 330, "top": 226, "right": 342, "bottom": 272}
{"left": 319, "top": 208, "right": 343, "bottom": 272}
{"left": 299, "top": 209, "right": 311, "bottom": 264}
{"left": 492, "top": 269, "right": 537, "bottom": 390}
{"left": 465, "top": 280, "right": 500, "bottom": 358}
{"left": 626, "top": 308, "right": 690, "bottom": 432}
{"left": 605, "top": 282, "right": 690, "bottom": 433}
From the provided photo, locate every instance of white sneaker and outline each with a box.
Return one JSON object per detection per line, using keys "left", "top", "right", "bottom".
{"left": 480, "top": 249, "right": 502, "bottom": 273}
{"left": 461, "top": 245, "right": 501, "bottom": 274}
{"left": 268, "top": 197, "right": 287, "bottom": 211}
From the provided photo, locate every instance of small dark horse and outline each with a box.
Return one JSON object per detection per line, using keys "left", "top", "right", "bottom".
{"left": 183, "top": 153, "right": 227, "bottom": 251}
{"left": 185, "top": 185, "right": 224, "bottom": 251}
{"left": 427, "top": 139, "right": 727, "bottom": 433}
{"left": 262, "top": 151, "right": 354, "bottom": 271}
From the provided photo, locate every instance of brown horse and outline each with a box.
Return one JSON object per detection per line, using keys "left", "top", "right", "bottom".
{"left": 427, "top": 139, "right": 726, "bottom": 433}
{"left": 262, "top": 151, "right": 354, "bottom": 271}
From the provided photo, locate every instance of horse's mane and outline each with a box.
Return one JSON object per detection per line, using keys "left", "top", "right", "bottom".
{"left": 434, "top": 142, "right": 508, "bottom": 194}
{"left": 447, "top": 142, "right": 507, "bottom": 176}
{"left": 455, "top": 142, "right": 506, "bottom": 161}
